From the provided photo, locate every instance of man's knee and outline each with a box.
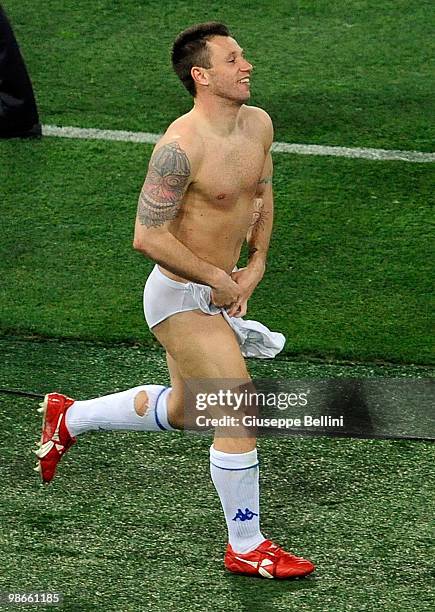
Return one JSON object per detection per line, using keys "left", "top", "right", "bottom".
{"left": 167, "top": 390, "right": 185, "bottom": 429}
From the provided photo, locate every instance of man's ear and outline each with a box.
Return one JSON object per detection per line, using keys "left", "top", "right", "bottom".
{"left": 191, "top": 66, "right": 209, "bottom": 88}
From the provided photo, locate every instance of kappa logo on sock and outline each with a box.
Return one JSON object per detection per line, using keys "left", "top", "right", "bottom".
{"left": 232, "top": 507, "right": 258, "bottom": 522}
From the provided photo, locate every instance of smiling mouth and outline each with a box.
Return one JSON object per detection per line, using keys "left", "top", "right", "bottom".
{"left": 239, "top": 78, "right": 250, "bottom": 85}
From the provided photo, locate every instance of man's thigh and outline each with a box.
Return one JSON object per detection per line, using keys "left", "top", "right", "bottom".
{"left": 157, "top": 311, "right": 256, "bottom": 449}
{"left": 153, "top": 310, "right": 250, "bottom": 380}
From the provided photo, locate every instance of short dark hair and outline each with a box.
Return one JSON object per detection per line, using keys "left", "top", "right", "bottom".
{"left": 171, "top": 22, "right": 230, "bottom": 96}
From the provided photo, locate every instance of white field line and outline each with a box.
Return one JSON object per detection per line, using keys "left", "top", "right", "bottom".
{"left": 42, "top": 124, "right": 435, "bottom": 163}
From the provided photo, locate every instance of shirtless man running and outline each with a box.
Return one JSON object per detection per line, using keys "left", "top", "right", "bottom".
{"left": 35, "top": 22, "right": 315, "bottom": 580}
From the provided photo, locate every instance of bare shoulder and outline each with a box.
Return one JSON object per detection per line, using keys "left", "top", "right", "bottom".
{"left": 245, "top": 105, "right": 273, "bottom": 126}
{"left": 150, "top": 112, "right": 203, "bottom": 177}
{"left": 243, "top": 105, "right": 274, "bottom": 149}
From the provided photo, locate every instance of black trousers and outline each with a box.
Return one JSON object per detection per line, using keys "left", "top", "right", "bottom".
{"left": 0, "top": 4, "right": 40, "bottom": 137}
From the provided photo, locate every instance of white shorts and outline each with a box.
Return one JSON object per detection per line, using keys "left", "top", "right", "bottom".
{"left": 143, "top": 264, "right": 215, "bottom": 329}
{"left": 142, "top": 264, "right": 286, "bottom": 359}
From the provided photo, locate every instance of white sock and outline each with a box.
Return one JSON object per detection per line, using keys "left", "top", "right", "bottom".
{"left": 65, "top": 386, "right": 176, "bottom": 436}
{"left": 210, "top": 445, "right": 266, "bottom": 554}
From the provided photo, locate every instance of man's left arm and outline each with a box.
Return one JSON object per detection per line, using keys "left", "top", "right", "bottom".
{"left": 227, "top": 148, "right": 274, "bottom": 318}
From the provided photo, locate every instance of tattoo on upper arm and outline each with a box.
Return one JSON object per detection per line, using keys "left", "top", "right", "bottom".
{"left": 250, "top": 198, "right": 270, "bottom": 230}
{"left": 137, "top": 142, "right": 191, "bottom": 227}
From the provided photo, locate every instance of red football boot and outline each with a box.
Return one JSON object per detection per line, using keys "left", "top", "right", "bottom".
{"left": 225, "top": 539, "right": 315, "bottom": 579}
{"left": 34, "top": 393, "right": 77, "bottom": 483}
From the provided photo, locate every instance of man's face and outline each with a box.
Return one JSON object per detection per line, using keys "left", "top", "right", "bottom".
{"left": 203, "top": 36, "right": 253, "bottom": 103}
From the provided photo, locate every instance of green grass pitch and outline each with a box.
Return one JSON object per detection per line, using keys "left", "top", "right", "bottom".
{"left": 0, "top": 340, "right": 434, "bottom": 611}
{"left": 1, "top": 138, "right": 433, "bottom": 364}
{"left": 1, "top": 0, "right": 434, "bottom": 610}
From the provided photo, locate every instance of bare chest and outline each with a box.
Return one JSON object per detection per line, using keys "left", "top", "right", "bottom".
{"left": 191, "top": 138, "right": 265, "bottom": 205}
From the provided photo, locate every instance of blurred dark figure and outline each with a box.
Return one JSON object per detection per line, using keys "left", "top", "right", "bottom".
{"left": 0, "top": 4, "right": 40, "bottom": 138}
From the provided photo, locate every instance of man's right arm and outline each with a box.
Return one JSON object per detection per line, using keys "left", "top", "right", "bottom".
{"left": 133, "top": 137, "right": 240, "bottom": 307}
